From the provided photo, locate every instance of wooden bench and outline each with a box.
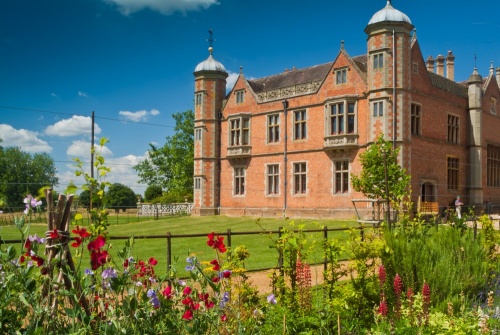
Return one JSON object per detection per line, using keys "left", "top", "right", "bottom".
{"left": 417, "top": 198, "right": 439, "bottom": 216}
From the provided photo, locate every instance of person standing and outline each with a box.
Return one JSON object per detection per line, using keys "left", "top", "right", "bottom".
{"left": 455, "top": 196, "right": 464, "bottom": 219}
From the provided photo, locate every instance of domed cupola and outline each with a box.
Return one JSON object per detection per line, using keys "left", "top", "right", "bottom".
{"left": 194, "top": 47, "right": 227, "bottom": 74}
{"left": 367, "top": 0, "right": 411, "bottom": 26}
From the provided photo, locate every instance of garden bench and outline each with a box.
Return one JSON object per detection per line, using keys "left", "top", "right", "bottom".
{"left": 417, "top": 198, "right": 439, "bottom": 217}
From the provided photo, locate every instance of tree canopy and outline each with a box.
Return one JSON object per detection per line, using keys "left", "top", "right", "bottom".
{"left": 351, "top": 135, "right": 410, "bottom": 204}
{"left": 105, "top": 183, "right": 137, "bottom": 211}
{"left": 0, "top": 142, "right": 59, "bottom": 211}
{"left": 134, "top": 110, "right": 194, "bottom": 197}
{"left": 144, "top": 185, "right": 163, "bottom": 202}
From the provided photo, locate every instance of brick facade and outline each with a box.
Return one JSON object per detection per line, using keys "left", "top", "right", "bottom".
{"left": 193, "top": 2, "right": 500, "bottom": 218}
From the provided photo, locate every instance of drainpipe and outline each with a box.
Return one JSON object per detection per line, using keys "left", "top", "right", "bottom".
{"left": 282, "top": 99, "right": 289, "bottom": 217}
{"left": 392, "top": 30, "right": 397, "bottom": 148}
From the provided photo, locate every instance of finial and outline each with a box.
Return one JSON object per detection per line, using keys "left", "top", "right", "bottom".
{"left": 239, "top": 66, "right": 243, "bottom": 74}
{"left": 387, "top": 0, "right": 391, "bottom": 6}
{"left": 340, "top": 40, "right": 344, "bottom": 51}
{"left": 208, "top": 29, "right": 214, "bottom": 48}
{"left": 474, "top": 54, "right": 477, "bottom": 68}
{"left": 413, "top": 28, "right": 417, "bottom": 39}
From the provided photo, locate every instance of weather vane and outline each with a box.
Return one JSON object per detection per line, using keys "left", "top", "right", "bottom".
{"left": 208, "top": 29, "right": 215, "bottom": 48}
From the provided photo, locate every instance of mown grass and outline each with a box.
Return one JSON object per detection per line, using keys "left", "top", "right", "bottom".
{"left": 0, "top": 214, "right": 360, "bottom": 277}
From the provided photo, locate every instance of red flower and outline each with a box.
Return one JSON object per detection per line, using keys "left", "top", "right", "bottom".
{"left": 222, "top": 270, "right": 231, "bottom": 278}
{"left": 49, "top": 228, "right": 60, "bottom": 239}
{"left": 72, "top": 226, "right": 90, "bottom": 239}
{"left": 182, "top": 309, "right": 193, "bottom": 320}
{"left": 182, "top": 297, "right": 193, "bottom": 306}
{"left": 19, "top": 255, "right": 25, "bottom": 263}
{"left": 212, "top": 276, "right": 220, "bottom": 283}
{"left": 378, "top": 299, "right": 388, "bottom": 316}
{"left": 207, "top": 233, "right": 227, "bottom": 253}
{"left": 393, "top": 274, "right": 403, "bottom": 297}
{"left": 148, "top": 257, "right": 158, "bottom": 265}
{"left": 210, "top": 259, "right": 220, "bottom": 271}
{"left": 71, "top": 237, "right": 82, "bottom": 248}
{"left": 378, "top": 264, "right": 386, "bottom": 287}
{"left": 24, "top": 239, "right": 31, "bottom": 250}
{"left": 90, "top": 250, "right": 109, "bottom": 270}
{"left": 183, "top": 286, "right": 192, "bottom": 296}
{"left": 162, "top": 286, "right": 173, "bottom": 299}
{"left": 422, "top": 282, "right": 431, "bottom": 305}
{"left": 87, "top": 236, "right": 105, "bottom": 251}
{"left": 31, "top": 255, "right": 44, "bottom": 267}
{"left": 221, "top": 314, "right": 227, "bottom": 322}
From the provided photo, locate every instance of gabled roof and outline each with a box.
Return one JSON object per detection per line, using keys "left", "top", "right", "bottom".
{"left": 247, "top": 62, "right": 333, "bottom": 93}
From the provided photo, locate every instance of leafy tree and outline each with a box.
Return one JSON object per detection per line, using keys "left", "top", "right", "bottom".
{"left": 0, "top": 143, "right": 59, "bottom": 211}
{"left": 144, "top": 185, "right": 163, "bottom": 202}
{"left": 105, "top": 183, "right": 137, "bottom": 212}
{"left": 134, "top": 110, "right": 194, "bottom": 197}
{"left": 78, "top": 190, "right": 91, "bottom": 209}
{"left": 351, "top": 135, "right": 410, "bottom": 208}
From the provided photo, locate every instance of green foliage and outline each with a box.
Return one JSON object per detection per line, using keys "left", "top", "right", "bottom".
{"left": 78, "top": 189, "right": 90, "bottom": 208}
{"left": 0, "top": 146, "right": 58, "bottom": 210}
{"left": 105, "top": 183, "right": 137, "bottom": 211}
{"left": 381, "top": 223, "right": 492, "bottom": 311}
{"left": 134, "top": 110, "right": 194, "bottom": 196}
{"left": 351, "top": 134, "right": 410, "bottom": 205}
{"left": 144, "top": 184, "right": 163, "bottom": 202}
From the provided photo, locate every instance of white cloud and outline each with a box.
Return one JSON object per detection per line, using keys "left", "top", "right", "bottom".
{"left": 78, "top": 91, "right": 88, "bottom": 97}
{"left": 226, "top": 72, "right": 239, "bottom": 92}
{"left": 51, "top": 92, "right": 58, "bottom": 97}
{"left": 105, "top": 0, "right": 219, "bottom": 15}
{"left": 67, "top": 140, "right": 113, "bottom": 157}
{"left": 0, "top": 124, "right": 52, "bottom": 153}
{"left": 56, "top": 153, "right": 148, "bottom": 195}
{"left": 119, "top": 109, "right": 160, "bottom": 122}
{"left": 45, "top": 116, "right": 102, "bottom": 137}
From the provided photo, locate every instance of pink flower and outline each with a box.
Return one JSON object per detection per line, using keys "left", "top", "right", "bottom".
{"left": 393, "top": 274, "right": 403, "bottom": 297}
{"left": 183, "top": 286, "right": 192, "bottom": 296}
{"left": 378, "top": 264, "right": 386, "bottom": 287}
{"left": 182, "top": 309, "right": 193, "bottom": 320}
{"left": 162, "top": 286, "right": 173, "bottom": 299}
{"left": 378, "top": 299, "right": 388, "bottom": 316}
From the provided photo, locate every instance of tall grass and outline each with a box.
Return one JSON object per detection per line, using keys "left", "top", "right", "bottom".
{"left": 381, "top": 223, "right": 492, "bottom": 310}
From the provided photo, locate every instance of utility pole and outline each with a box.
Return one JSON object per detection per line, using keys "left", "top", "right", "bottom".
{"left": 90, "top": 111, "right": 95, "bottom": 211}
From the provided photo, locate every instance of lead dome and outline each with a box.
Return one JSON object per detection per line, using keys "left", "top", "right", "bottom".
{"left": 368, "top": 0, "right": 411, "bottom": 25}
{"left": 194, "top": 47, "right": 227, "bottom": 73}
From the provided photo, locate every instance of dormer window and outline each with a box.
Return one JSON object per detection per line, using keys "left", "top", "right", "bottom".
{"left": 236, "top": 90, "right": 245, "bottom": 103}
{"left": 491, "top": 97, "right": 497, "bottom": 115}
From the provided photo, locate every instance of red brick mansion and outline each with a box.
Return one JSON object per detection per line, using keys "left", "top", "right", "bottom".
{"left": 192, "top": 1, "right": 500, "bottom": 218}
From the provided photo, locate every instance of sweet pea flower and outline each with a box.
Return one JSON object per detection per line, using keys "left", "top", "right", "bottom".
{"left": 102, "top": 267, "right": 117, "bottom": 279}
{"left": 267, "top": 294, "right": 277, "bottom": 305}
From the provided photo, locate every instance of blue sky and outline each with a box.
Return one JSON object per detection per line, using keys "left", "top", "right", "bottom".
{"left": 1, "top": 0, "right": 499, "bottom": 196}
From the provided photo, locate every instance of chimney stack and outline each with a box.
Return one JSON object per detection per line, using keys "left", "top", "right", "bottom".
{"left": 435, "top": 54, "right": 445, "bottom": 77}
{"left": 426, "top": 56, "right": 435, "bottom": 73}
{"left": 446, "top": 51, "right": 455, "bottom": 81}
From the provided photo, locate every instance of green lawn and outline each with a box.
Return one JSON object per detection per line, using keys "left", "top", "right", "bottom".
{"left": 0, "top": 214, "right": 360, "bottom": 277}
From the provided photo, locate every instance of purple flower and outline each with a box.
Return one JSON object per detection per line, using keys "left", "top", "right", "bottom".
{"left": 102, "top": 267, "right": 117, "bottom": 279}
{"left": 267, "top": 294, "right": 277, "bottom": 305}
{"left": 220, "top": 291, "right": 230, "bottom": 308}
{"left": 84, "top": 268, "right": 94, "bottom": 276}
{"left": 29, "top": 234, "right": 46, "bottom": 244}
{"left": 147, "top": 289, "right": 160, "bottom": 308}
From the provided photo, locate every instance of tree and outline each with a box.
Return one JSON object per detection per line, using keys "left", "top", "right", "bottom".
{"left": 0, "top": 143, "right": 59, "bottom": 211}
{"left": 144, "top": 185, "right": 163, "bottom": 202}
{"left": 351, "top": 135, "right": 410, "bottom": 216}
{"left": 105, "top": 183, "right": 137, "bottom": 212}
{"left": 134, "top": 110, "right": 194, "bottom": 197}
{"left": 78, "top": 190, "right": 91, "bottom": 209}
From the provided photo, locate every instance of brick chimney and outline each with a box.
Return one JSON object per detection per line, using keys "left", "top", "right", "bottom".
{"left": 446, "top": 51, "right": 455, "bottom": 81}
{"left": 435, "top": 54, "right": 445, "bottom": 77}
{"left": 426, "top": 56, "right": 435, "bottom": 73}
